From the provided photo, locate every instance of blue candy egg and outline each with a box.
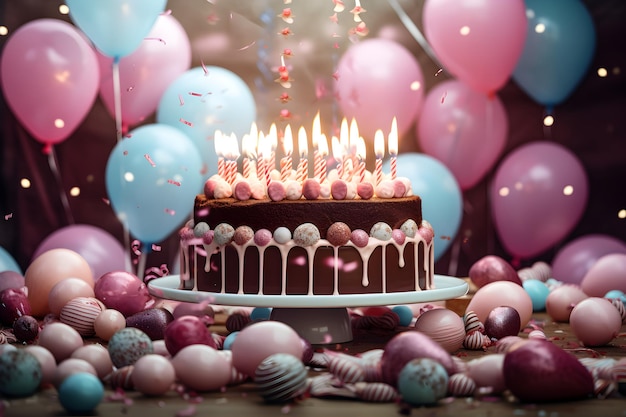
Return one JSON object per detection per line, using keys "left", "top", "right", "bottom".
{"left": 604, "top": 289, "right": 626, "bottom": 304}
{"left": 391, "top": 305, "right": 414, "bottom": 327}
{"left": 0, "top": 349, "right": 42, "bottom": 397}
{"left": 251, "top": 307, "right": 272, "bottom": 321}
{"left": 223, "top": 331, "right": 239, "bottom": 350}
{"left": 58, "top": 372, "right": 104, "bottom": 414}
{"left": 397, "top": 358, "right": 449, "bottom": 405}
{"left": 522, "top": 279, "right": 550, "bottom": 311}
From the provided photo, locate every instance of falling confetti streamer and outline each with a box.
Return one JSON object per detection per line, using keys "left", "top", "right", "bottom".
{"left": 167, "top": 179, "right": 181, "bottom": 186}
{"left": 144, "top": 154, "right": 156, "bottom": 167}
{"left": 165, "top": 208, "right": 176, "bottom": 216}
{"left": 179, "top": 118, "right": 193, "bottom": 127}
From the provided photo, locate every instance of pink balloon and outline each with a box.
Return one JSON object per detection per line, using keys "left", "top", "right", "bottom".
{"left": 33, "top": 225, "right": 126, "bottom": 281}
{"left": 423, "top": 0, "right": 527, "bottom": 95}
{"left": 490, "top": 142, "right": 589, "bottom": 259}
{"left": 98, "top": 14, "right": 191, "bottom": 129}
{"left": 580, "top": 254, "right": 626, "bottom": 297}
{"left": 334, "top": 38, "right": 424, "bottom": 140}
{"left": 552, "top": 234, "right": 626, "bottom": 285}
{"left": 0, "top": 19, "right": 99, "bottom": 152}
{"left": 417, "top": 80, "right": 508, "bottom": 190}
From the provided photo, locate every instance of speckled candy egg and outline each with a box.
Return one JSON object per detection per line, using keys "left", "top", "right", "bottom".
{"left": 400, "top": 219, "right": 418, "bottom": 238}
{"left": 293, "top": 223, "right": 320, "bottom": 247}
{"left": 370, "top": 222, "right": 392, "bottom": 241}
{"left": 351, "top": 229, "right": 370, "bottom": 248}
{"left": 254, "top": 229, "right": 273, "bottom": 246}
{"left": 327, "top": 222, "right": 351, "bottom": 246}
{"left": 193, "top": 221, "right": 210, "bottom": 237}
{"left": 213, "top": 223, "right": 235, "bottom": 245}
{"left": 397, "top": 358, "right": 449, "bottom": 405}
{"left": 0, "top": 349, "right": 42, "bottom": 397}
{"left": 254, "top": 353, "right": 308, "bottom": 403}
{"left": 60, "top": 297, "right": 104, "bottom": 337}
{"left": 233, "top": 225, "right": 255, "bottom": 245}
{"left": 107, "top": 327, "right": 154, "bottom": 368}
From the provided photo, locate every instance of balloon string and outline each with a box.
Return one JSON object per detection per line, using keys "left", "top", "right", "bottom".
{"left": 47, "top": 147, "right": 74, "bottom": 225}
{"left": 112, "top": 57, "right": 123, "bottom": 143}
{"left": 386, "top": 0, "right": 442, "bottom": 69}
{"left": 136, "top": 248, "right": 148, "bottom": 281}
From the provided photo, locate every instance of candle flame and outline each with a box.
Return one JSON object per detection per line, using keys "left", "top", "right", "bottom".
{"left": 331, "top": 135, "right": 343, "bottom": 161}
{"left": 297, "top": 126, "right": 308, "bottom": 158}
{"left": 283, "top": 124, "right": 293, "bottom": 156}
{"left": 268, "top": 123, "right": 278, "bottom": 151}
{"left": 374, "top": 129, "right": 385, "bottom": 159}
{"left": 214, "top": 130, "right": 223, "bottom": 157}
{"left": 388, "top": 117, "right": 398, "bottom": 156}
{"left": 318, "top": 133, "right": 329, "bottom": 157}
{"left": 349, "top": 118, "right": 359, "bottom": 153}
{"left": 242, "top": 133, "right": 257, "bottom": 159}
{"left": 339, "top": 118, "right": 350, "bottom": 151}
{"left": 356, "top": 136, "right": 366, "bottom": 161}
{"left": 226, "top": 133, "right": 240, "bottom": 160}
{"left": 258, "top": 131, "right": 270, "bottom": 160}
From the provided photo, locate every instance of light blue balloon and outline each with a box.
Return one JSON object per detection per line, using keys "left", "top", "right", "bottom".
{"left": 512, "top": 0, "right": 596, "bottom": 109}
{"left": 157, "top": 66, "right": 257, "bottom": 180}
{"left": 384, "top": 153, "right": 462, "bottom": 261}
{"left": 66, "top": 0, "right": 167, "bottom": 59}
{"left": 0, "top": 246, "right": 22, "bottom": 274}
{"left": 105, "top": 124, "right": 203, "bottom": 246}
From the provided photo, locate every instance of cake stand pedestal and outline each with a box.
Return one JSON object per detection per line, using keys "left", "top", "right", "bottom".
{"left": 148, "top": 275, "right": 469, "bottom": 345}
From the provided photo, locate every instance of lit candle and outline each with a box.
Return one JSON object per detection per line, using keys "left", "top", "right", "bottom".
{"left": 388, "top": 117, "right": 398, "bottom": 180}
{"left": 214, "top": 130, "right": 226, "bottom": 179}
{"left": 311, "top": 112, "right": 323, "bottom": 183}
{"left": 296, "top": 126, "right": 308, "bottom": 183}
{"left": 331, "top": 135, "right": 344, "bottom": 179}
{"left": 356, "top": 136, "right": 366, "bottom": 183}
{"left": 280, "top": 124, "right": 293, "bottom": 182}
{"left": 316, "top": 133, "right": 329, "bottom": 183}
{"left": 225, "top": 133, "right": 240, "bottom": 185}
{"left": 256, "top": 131, "right": 268, "bottom": 185}
{"left": 340, "top": 118, "right": 350, "bottom": 179}
{"left": 374, "top": 129, "right": 385, "bottom": 186}
{"left": 268, "top": 123, "right": 278, "bottom": 172}
{"left": 241, "top": 133, "right": 257, "bottom": 179}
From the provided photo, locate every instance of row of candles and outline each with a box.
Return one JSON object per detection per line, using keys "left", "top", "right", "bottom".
{"left": 214, "top": 112, "right": 398, "bottom": 188}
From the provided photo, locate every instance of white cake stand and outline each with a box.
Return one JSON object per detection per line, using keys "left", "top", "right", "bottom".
{"left": 148, "top": 274, "right": 468, "bottom": 344}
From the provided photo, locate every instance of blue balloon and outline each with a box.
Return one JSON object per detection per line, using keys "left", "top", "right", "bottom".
{"left": 157, "top": 66, "right": 257, "bottom": 179}
{"left": 384, "top": 153, "right": 462, "bottom": 261}
{"left": 512, "top": 0, "right": 596, "bottom": 109}
{"left": 105, "top": 124, "right": 203, "bottom": 246}
{"left": 66, "top": 0, "right": 167, "bottom": 59}
{"left": 0, "top": 246, "right": 22, "bottom": 274}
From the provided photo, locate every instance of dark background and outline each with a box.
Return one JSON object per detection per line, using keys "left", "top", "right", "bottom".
{"left": 1, "top": 0, "right": 624, "bottom": 278}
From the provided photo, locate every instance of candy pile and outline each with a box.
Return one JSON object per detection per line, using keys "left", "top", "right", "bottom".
{"left": 1, "top": 251, "right": 625, "bottom": 414}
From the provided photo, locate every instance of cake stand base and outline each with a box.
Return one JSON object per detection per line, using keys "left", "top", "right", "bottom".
{"left": 270, "top": 307, "right": 352, "bottom": 345}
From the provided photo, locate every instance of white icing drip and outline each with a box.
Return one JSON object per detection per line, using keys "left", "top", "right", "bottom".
{"left": 183, "top": 225, "right": 434, "bottom": 296}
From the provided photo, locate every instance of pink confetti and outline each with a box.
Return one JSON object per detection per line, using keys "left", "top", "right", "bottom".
{"left": 123, "top": 150, "right": 129, "bottom": 156}
{"left": 131, "top": 240, "right": 142, "bottom": 256}
{"left": 165, "top": 208, "right": 176, "bottom": 216}
{"left": 435, "top": 68, "right": 443, "bottom": 76}
{"left": 4, "top": 213, "right": 13, "bottom": 220}
{"left": 179, "top": 118, "right": 193, "bottom": 127}
{"left": 145, "top": 37, "right": 166, "bottom": 45}
{"left": 101, "top": 198, "right": 110, "bottom": 205}
{"left": 162, "top": 9, "right": 172, "bottom": 15}
{"left": 201, "top": 60, "right": 209, "bottom": 75}
{"left": 440, "top": 91, "right": 448, "bottom": 104}
{"left": 188, "top": 92, "right": 202, "bottom": 97}
{"left": 178, "top": 94, "right": 185, "bottom": 106}
{"left": 168, "top": 179, "right": 181, "bottom": 186}
{"left": 151, "top": 244, "right": 162, "bottom": 252}
{"left": 237, "top": 40, "right": 256, "bottom": 51}
{"left": 144, "top": 154, "right": 156, "bottom": 166}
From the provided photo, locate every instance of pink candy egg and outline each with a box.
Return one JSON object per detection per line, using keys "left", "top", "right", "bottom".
{"left": 580, "top": 254, "right": 626, "bottom": 297}
{"left": 48, "top": 278, "right": 96, "bottom": 317}
{"left": 171, "top": 344, "right": 232, "bottom": 391}
{"left": 38, "top": 322, "right": 84, "bottom": 362}
{"left": 24, "top": 345, "right": 57, "bottom": 387}
{"left": 466, "top": 354, "right": 506, "bottom": 394}
{"left": 94, "top": 271, "right": 154, "bottom": 317}
{"left": 25, "top": 249, "right": 94, "bottom": 318}
{"left": 569, "top": 297, "right": 623, "bottom": 347}
{"left": 131, "top": 354, "right": 176, "bottom": 396}
{"left": 413, "top": 308, "right": 466, "bottom": 353}
{"left": 469, "top": 255, "right": 522, "bottom": 288}
{"left": 71, "top": 344, "right": 113, "bottom": 379}
{"left": 465, "top": 281, "right": 533, "bottom": 328}
{"left": 93, "top": 309, "right": 126, "bottom": 341}
{"left": 545, "top": 284, "right": 588, "bottom": 322}
{"left": 230, "top": 320, "right": 304, "bottom": 377}
{"left": 54, "top": 358, "right": 97, "bottom": 388}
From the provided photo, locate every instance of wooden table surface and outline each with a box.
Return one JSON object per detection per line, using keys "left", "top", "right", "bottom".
{"left": 2, "top": 296, "right": 626, "bottom": 417}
